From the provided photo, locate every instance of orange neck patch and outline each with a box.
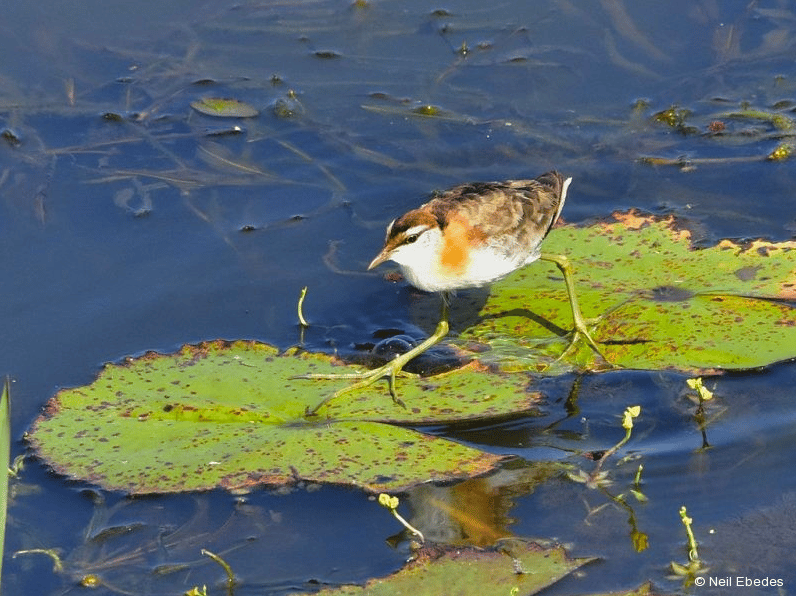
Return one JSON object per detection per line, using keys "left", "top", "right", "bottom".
{"left": 440, "top": 217, "right": 484, "bottom": 273}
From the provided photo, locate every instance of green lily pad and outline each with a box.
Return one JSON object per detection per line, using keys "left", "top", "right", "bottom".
{"left": 27, "top": 340, "right": 541, "bottom": 494}
{"left": 190, "top": 97, "right": 259, "bottom": 118}
{"left": 586, "top": 584, "right": 656, "bottom": 596}
{"left": 313, "top": 541, "right": 595, "bottom": 596}
{"left": 462, "top": 210, "right": 796, "bottom": 373}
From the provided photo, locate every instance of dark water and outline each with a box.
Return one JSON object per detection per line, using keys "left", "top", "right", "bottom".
{"left": 3, "top": 0, "right": 796, "bottom": 594}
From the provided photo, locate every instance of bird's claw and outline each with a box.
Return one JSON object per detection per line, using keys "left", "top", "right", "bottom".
{"left": 299, "top": 361, "right": 417, "bottom": 416}
{"left": 554, "top": 323, "right": 614, "bottom": 369}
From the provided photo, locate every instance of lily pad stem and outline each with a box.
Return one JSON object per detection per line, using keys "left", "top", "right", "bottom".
{"left": 12, "top": 548, "right": 64, "bottom": 573}
{"left": 592, "top": 406, "right": 641, "bottom": 478}
{"left": 201, "top": 549, "right": 236, "bottom": 592}
{"left": 297, "top": 286, "right": 309, "bottom": 327}
{"left": 679, "top": 506, "right": 699, "bottom": 562}
{"left": 378, "top": 493, "right": 424, "bottom": 543}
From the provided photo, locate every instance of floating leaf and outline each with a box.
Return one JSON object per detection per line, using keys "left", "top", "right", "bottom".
{"left": 28, "top": 341, "right": 541, "bottom": 494}
{"left": 313, "top": 50, "right": 341, "bottom": 59}
{"left": 412, "top": 104, "right": 443, "bottom": 116}
{"left": 190, "top": 97, "right": 259, "bottom": 118}
{"left": 652, "top": 105, "right": 691, "bottom": 128}
{"left": 462, "top": 211, "right": 796, "bottom": 374}
{"left": 586, "top": 584, "right": 657, "bottom": 596}
{"left": 361, "top": 102, "right": 471, "bottom": 123}
{"left": 313, "top": 542, "right": 594, "bottom": 596}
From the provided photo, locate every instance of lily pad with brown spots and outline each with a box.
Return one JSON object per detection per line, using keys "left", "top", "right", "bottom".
{"left": 27, "top": 341, "right": 540, "bottom": 495}
{"left": 462, "top": 210, "right": 796, "bottom": 374}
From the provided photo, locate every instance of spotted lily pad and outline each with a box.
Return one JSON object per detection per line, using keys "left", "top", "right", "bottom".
{"left": 462, "top": 210, "right": 796, "bottom": 374}
{"left": 27, "top": 341, "right": 540, "bottom": 494}
{"left": 314, "top": 541, "right": 595, "bottom": 596}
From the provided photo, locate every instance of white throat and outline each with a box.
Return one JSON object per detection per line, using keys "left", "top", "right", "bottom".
{"left": 388, "top": 228, "right": 447, "bottom": 292}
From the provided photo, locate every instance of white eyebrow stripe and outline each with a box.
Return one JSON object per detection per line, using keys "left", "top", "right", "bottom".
{"left": 385, "top": 219, "right": 396, "bottom": 238}
{"left": 404, "top": 224, "right": 431, "bottom": 236}
{"left": 551, "top": 176, "right": 572, "bottom": 225}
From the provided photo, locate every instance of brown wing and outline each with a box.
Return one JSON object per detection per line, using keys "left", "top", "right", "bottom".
{"left": 425, "top": 171, "right": 568, "bottom": 253}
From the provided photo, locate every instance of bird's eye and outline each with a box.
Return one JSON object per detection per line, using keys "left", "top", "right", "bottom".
{"left": 405, "top": 234, "right": 418, "bottom": 244}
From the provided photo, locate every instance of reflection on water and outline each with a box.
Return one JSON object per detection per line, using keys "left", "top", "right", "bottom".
{"left": 2, "top": 0, "right": 796, "bottom": 593}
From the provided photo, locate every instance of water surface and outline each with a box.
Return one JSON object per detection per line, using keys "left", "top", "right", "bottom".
{"left": 3, "top": 1, "right": 796, "bottom": 594}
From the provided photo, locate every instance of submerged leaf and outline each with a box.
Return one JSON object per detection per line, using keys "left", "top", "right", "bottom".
{"left": 724, "top": 108, "right": 794, "bottom": 131}
{"left": 190, "top": 97, "right": 259, "bottom": 118}
{"left": 314, "top": 541, "right": 594, "bottom": 596}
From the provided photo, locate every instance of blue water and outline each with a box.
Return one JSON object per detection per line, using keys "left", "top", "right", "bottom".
{"left": 3, "top": 1, "right": 796, "bottom": 594}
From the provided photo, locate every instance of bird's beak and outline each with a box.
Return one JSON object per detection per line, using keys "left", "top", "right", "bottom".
{"left": 368, "top": 248, "right": 391, "bottom": 271}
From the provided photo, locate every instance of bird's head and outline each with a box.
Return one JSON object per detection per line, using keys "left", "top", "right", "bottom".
{"left": 367, "top": 210, "right": 442, "bottom": 271}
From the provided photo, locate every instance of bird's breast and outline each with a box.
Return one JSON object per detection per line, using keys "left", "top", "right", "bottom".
{"left": 439, "top": 218, "right": 477, "bottom": 274}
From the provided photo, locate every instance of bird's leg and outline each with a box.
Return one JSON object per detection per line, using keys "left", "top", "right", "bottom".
{"left": 302, "top": 293, "right": 451, "bottom": 415}
{"left": 539, "top": 253, "right": 610, "bottom": 364}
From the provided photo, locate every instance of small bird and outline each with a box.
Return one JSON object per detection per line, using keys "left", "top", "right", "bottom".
{"left": 305, "top": 171, "right": 606, "bottom": 413}
{"left": 368, "top": 172, "right": 570, "bottom": 292}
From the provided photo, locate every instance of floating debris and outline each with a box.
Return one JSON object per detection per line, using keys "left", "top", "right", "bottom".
{"left": 190, "top": 97, "right": 259, "bottom": 118}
